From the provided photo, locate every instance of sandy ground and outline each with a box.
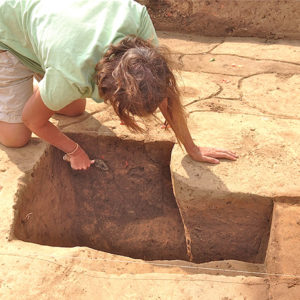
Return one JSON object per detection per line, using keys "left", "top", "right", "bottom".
{"left": 0, "top": 32, "right": 300, "bottom": 299}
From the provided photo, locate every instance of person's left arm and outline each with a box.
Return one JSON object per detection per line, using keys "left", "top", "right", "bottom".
{"left": 159, "top": 98, "right": 238, "bottom": 164}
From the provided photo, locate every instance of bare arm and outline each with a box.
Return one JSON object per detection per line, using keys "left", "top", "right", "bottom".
{"left": 22, "top": 87, "right": 94, "bottom": 170}
{"left": 159, "top": 98, "right": 238, "bottom": 164}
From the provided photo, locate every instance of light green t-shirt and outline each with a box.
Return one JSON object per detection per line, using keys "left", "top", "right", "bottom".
{"left": 0, "top": 0, "right": 158, "bottom": 110}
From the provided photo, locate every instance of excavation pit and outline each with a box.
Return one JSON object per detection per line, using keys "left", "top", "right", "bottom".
{"left": 14, "top": 134, "right": 188, "bottom": 261}
{"left": 13, "top": 134, "right": 272, "bottom": 264}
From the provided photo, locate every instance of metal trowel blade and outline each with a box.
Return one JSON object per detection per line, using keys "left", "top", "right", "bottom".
{"left": 94, "top": 158, "right": 109, "bottom": 171}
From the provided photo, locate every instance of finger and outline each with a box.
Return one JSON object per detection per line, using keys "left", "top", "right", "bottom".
{"left": 215, "top": 149, "right": 238, "bottom": 158}
{"left": 84, "top": 164, "right": 91, "bottom": 170}
{"left": 225, "top": 151, "right": 238, "bottom": 158}
{"left": 85, "top": 162, "right": 94, "bottom": 169}
{"left": 202, "top": 156, "right": 220, "bottom": 164}
{"left": 214, "top": 149, "right": 238, "bottom": 157}
{"left": 213, "top": 152, "right": 238, "bottom": 160}
{"left": 91, "top": 160, "right": 95, "bottom": 164}
{"left": 72, "top": 165, "right": 87, "bottom": 170}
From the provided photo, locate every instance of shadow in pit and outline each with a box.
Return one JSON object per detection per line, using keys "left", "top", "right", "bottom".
{"left": 174, "top": 154, "right": 273, "bottom": 264}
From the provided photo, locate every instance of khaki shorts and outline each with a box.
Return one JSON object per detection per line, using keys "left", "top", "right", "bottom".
{"left": 0, "top": 51, "right": 34, "bottom": 123}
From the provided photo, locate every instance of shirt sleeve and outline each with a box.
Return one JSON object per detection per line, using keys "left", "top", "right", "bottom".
{"left": 137, "top": 7, "right": 159, "bottom": 46}
{"left": 39, "top": 67, "right": 89, "bottom": 111}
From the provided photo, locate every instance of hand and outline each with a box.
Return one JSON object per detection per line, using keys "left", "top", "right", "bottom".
{"left": 188, "top": 146, "right": 238, "bottom": 164}
{"left": 64, "top": 146, "right": 95, "bottom": 170}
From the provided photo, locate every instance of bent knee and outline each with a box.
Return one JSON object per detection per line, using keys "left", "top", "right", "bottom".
{"left": 3, "top": 137, "right": 30, "bottom": 148}
{"left": 1, "top": 135, "right": 31, "bottom": 148}
{"left": 0, "top": 122, "right": 32, "bottom": 148}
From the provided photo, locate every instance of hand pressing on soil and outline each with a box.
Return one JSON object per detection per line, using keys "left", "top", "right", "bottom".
{"left": 187, "top": 146, "right": 238, "bottom": 164}
{"left": 159, "top": 98, "right": 238, "bottom": 164}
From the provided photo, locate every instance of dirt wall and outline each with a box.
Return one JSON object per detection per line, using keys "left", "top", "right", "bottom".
{"left": 138, "top": 0, "right": 300, "bottom": 39}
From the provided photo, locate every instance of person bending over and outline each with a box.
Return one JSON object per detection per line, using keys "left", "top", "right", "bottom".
{"left": 0, "top": 0, "right": 237, "bottom": 170}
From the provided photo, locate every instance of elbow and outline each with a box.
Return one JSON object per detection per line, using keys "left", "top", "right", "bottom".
{"left": 21, "top": 89, "right": 53, "bottom": 132}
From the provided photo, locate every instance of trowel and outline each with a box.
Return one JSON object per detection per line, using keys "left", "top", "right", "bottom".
{"left": 63, "top": 155, "right": 109, "bottom": 171}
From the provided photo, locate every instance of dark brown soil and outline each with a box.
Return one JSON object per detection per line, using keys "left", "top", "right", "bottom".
{"left": 14, "top": 134, "right": 188, "bottom": 261}
{"left": 13, "top": 134, "right": 271, "bottom": 264}
{"left": 181, "top": 194, "right": 273, "bottom": 263}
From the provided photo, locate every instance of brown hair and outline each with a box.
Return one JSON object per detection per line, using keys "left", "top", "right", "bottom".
{"left": 95, "top": 36, "right": 187, "bottom": 143}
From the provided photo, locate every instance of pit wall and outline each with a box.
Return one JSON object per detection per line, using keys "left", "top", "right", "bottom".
{"left": 138, "top": 0, "right": 300, "bottom": 40}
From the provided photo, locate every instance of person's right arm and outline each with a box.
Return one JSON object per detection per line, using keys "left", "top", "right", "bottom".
{"left": 22, "top": 87, "right": 94, "bottom": 170}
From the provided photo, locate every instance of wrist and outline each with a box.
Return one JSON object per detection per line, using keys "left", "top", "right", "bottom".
{"left": 186, "top": 144, "right": 200, "bottom": 156}
{"left": 63, "top": 143, "right": 82, "bottom": 162}
{"left": 66, "top": 143, "right": 79, "bottom": 156}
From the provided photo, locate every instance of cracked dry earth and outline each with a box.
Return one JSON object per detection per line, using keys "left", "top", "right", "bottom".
{"left": 0, "top": 32, "right": 300, "bottom": 300}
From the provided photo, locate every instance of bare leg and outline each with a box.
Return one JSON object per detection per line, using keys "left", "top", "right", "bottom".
{"left": 56, "top": 99, "right": 86, "bottom": 117}
{"left": 0, "top": 51, "right": 34, "bottom": 148}
{"left": 0, "top": 121, "right": 32, "bottom": 148}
